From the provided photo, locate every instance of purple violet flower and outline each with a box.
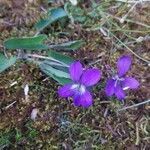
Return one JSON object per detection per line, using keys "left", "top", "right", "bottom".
{"left": 58, "top": 61, "right": 101, "bottom": 108}
{"left": 105, "top": 55, "right": 139, "bottom": 100}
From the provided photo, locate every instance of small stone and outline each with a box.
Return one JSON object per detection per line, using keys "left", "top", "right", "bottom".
{"left": 31, "top": 108, "right": 38, "bottom": 121}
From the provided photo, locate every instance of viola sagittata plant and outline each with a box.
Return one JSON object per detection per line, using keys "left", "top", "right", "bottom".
{"left": 58, "top": 61, "right": 101, "bottom": 108}
{"left": 105, "top": 55, "right": 139, "bottom": 100}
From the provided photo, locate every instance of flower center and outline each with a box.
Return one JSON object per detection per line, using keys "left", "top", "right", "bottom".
{"left": 112, "top": 75, "right": 124, "bottom": 87}
{"left": 71, "top": 84, "right": 86, "bottom": 94}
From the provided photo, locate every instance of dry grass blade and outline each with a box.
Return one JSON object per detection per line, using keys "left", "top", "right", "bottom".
{"left": 106, "top": 29, "right": 150, "bottom": 64}
{"left": 117, "top": 99, "right": 150, "bottom": 111}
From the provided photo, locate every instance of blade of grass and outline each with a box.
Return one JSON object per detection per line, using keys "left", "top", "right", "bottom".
{"left": 117, "top": 99, "right": 150, "bottom": 112}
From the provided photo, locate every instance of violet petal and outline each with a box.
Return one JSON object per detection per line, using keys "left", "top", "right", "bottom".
{"left": 80, "top": 69, "right": 101, "bottom": 86}
{"left": 75, "top": 90, "right": 93, "bottom": 108}
{"left": 81, "top": 91, "right": 93, "bottom": 107}
{"left": 117, "top": 55, "right": 131, "bottom": 77}
{"left": 105, "top": 79, "right": 115, "bottom": 96}
{"left": 115, "top": 84, "right": 125, "bottom": 100}
{"left": 122, "top": 77, "right": 139, "bottom": 90}
{"left": 73, "top": 94, "right": 81, "bottom": 107}
{"left": 58, "top": 84, "right": 74, "bottom": 98}
{"left": 69, "top": 61, "right": 83, "bottom": 82}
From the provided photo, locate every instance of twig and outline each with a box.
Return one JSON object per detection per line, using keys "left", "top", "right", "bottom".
{"left": 26, "top": 54, "right": 50, "bottom": 60}
{"left": 5, "top": 101, "right": 17, "bottom": 110}
{"left": 116, "top": 0, "right": 150, "bottom": 3}
{"left": 105, "top": 29, "right": 150, "bottom": 64}
{"left": 135, "top": 122, "right": 140, "bottom": 145}
{"left": 0, "top": 45, "right": 8, "bottom": 58}
{"left": 107, "top": 13, "right": 150, "bottom": 28}
{"left": 26, "top": 54, "right": 69, "bottom": 67}
{"left": 24, "top": 84, "right": 29, "bottom": 102}
{"left": 10, "top": 81, "right": 17, "bottom": 87}
{"left": 0, "top": 20, "right": 15, "bottom": 26}
{"left": 34, "top": 32, "right": 40, "bottom": 36}
{"left": 88, "top": 59, "right": 102, "bottom": 66}
{"left": 88, "top": 52, "right": 105, "bottom": 66}
{"left": 115, "top": 36, "right": 150, "bottom": 47}
{"left": 104, "top": 108, "right": 109, "bottom": 117}
{"left": 117, "top": 99, "right": 150, "bottom": 111}
{"left": 120, "top": 1, "right": 139, "bottom": 23}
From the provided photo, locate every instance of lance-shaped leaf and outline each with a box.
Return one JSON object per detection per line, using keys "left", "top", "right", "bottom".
{"left": 4, "top": 35, "right": 48, "bottom": 50}
{"left": 42, "top": 69, "right": 71, "bottom": 85}
{"left": 48, "top": 0, "right": 54, "bottom": 3}
{"left": 40, "top": 60, "right": 71, "bottom": 85}
{"left": 35, "top": 7, "right": 67, "bottom": 31}
{"left": 40, "top": 61, "right": 70, "bottom": 78}
{"left": 43, "top": 60, "right": 69, "bottom": 72}
{"left": 0, "top": 53, "right": 17, "bottom": 73}
{"left": 48, "top": 50, "right": 74, "bottom": 65}
{"left": 49, "top": 40, "right": 85, "bottom": 51}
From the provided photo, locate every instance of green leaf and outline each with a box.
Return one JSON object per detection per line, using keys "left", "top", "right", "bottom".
{"left": 35, "top": 7, "right": 67, "bottom": 31}
{"left": 40, "top": 62, "right": 70, "bottom": 78}
{"left": 47, "top": 0, "right": 54, "bottom": 3}
{"left": 52, "top": 74, "right": 72, "bottom": 85}
{"left": 40, "top": 61, "right": 71, "bottom": 85}
{"left": 0, "top": 53, "right": 17, "bottom": 73}
{"left": 48, "top": 50, "right": 74, "bottom": 65}
{"left": 43, "top": 60, "right": 68, "bottom": 72}
{"left": 49, "top": 40, "right": 85, "bottom": 51}
{"left": 42, "top": 69, "right": 71, "bottom": 85}
{"left": 4, "top": 35, "right": 48, "bottom": 50}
